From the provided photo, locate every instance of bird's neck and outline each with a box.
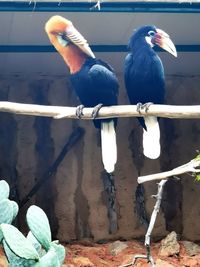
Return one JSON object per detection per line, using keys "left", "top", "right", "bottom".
{"left": 61, "top": 45, "right": 88, "bottom": 74}
{"left": 130, "top": 38, "right": 155, "bottom": 55}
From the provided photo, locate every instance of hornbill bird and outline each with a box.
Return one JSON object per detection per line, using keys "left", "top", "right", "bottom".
{"left": 45, "top": 16, "right": 119, "bottom": 174}
{"left": 124, "top": 25, "right": 177, "bottom": 159}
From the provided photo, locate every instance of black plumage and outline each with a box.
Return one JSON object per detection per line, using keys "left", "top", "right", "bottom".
{"left": 124, "top": 25, "right": 165, "bottom": 129}
{"left": 70, "top": 58, "right": 119, "bottom": 128}
{"left": 124, "top": 25, "right": 176, "bottom": 159}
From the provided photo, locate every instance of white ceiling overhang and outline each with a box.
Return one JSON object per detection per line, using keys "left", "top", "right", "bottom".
{"left": 0, "top": 1, "right": 200, "bottom": 76}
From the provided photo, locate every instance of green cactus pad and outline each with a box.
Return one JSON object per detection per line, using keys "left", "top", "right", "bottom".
{"left": 8, "top": 261, "right": 37, "bottom": 267}
{"left": 0, "top": 227, "right": 3, "bottom": 243}
{"left": 0, "top": 199, "right": 14, "bottom": 224}
{"left": 3, "top": 239, "right": 37, "bottom": 266}
{"left": 50, "top": 241, "right": 65, "bottom": 265}
{"left": 27, "top": 231, "right": 45, "bottom": 257}
{"left": 0, "top": 180, "right": 9, "bottom": 201}
{"left": 1, "top": 224, "right": 39, "bottom": 260}
{"left": 37, "top": 247, "right": 60, "bottom": 267}
{"left": 26, "top": 205, "right": 51, "bottom": 251}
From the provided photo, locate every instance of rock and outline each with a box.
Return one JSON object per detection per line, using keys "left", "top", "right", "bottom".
{"left": 159, "top": 231, "right": 180, "bottom": 257}
{"left": 0, "top": 248, "right": 7, "bottom": 267}
{"left": 182, "top": 241, "right": 200, "bottom": 256}
{"left": 181, "top": 256, "right": 200, "bottom": 266}
{"left": 0, "top": 257, "right": 8, "bottom": 267}
{"left": 73, "top": 256, "right": 94, "bottom": 267}
{"left": 108, "top": 240, "right": 128, "bottom": 256}
{"left": 156, "top": 259, "right": 176, "bottom": 267}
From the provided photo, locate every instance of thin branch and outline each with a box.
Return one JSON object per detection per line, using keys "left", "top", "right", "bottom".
{"left": 145, "top": 180, "right": 167, "bottom": 247}
{"left": 90, "top": 0, "right": 102, "bottom": 10}
{"left": 1, "top": 102, "right": 200, "bottom": 120}
{"left": 138, "top": 158, "right": 200, "bottom": 184}
{"left": 119, "top": 255, "right": 148, "bottom": 267}
{"left": 144, "top": 180, "right": 167, "bottom": 267}
{"left": 120, "top": 180, "right": 167, "bottom": 267}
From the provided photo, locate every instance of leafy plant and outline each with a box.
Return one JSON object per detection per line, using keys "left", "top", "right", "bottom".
{"left": 0, "top": 180, "right": 66, "bottom": 266}
{"left": 194, "top": 152, "right": 200, "bottom": 181}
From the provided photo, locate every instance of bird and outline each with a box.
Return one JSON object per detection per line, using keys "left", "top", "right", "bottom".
{"left": 124, "top": 25, "right": 177, "bottom": 159}
{"left": 45, "top": 15, "right": 119, "bottom": 174}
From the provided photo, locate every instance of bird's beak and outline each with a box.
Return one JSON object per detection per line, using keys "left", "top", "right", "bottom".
{"left": 65, "top": 25, "right": 95, "bottom": 58}
{"left": 153, "top": 29, "right": 177, "bottom": 57}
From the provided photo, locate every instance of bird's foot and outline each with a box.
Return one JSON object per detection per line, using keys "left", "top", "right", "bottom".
{"left": 136, "top": 102, "right": 143, "bottom": 114}
{"left": 76, "top": 104, "right": 85, "bottom": 118}
{"left": 142, "top": 102, "right": 154, "bottom": 113}
{"left": 92, "top": 103, "right": 103, "bottom": 119}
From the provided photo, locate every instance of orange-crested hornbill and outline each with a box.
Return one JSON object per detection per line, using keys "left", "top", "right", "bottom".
{"left": 124, "top": 25, "right": 177, "bottom": 159}
{"left": 45, "top": 16, "right": 119, "bottom": 174}
{"left": 45, "top": 16, "right": 119, "bottom": 233}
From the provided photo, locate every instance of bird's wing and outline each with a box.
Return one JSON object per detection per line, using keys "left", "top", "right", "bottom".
{"left": 151, "top": 55, "right": 165, "bottom": 86}
{"left": 89, "top": 63, "right": 119, "bottom": 98}
{"left": 95, "top": 59, "right": 115, "bottom": 72}
{"left": 124, "top": 53, "right": 133, "bottom": 87}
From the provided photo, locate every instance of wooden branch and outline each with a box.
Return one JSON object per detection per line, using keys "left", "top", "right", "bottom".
{"left": 138, "top": 158, "right": 200, "bottom": 184}
{"left": 1, "top": 101, "right": 200, "bottom": 119}
{"left": 145, "top": 180, "right": 167, "bottom": 247}
{"left": 120, "top": 180, "right": 167, "bottom": 267}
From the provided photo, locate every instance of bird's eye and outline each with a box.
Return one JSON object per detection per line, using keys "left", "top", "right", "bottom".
{"left": 148, "top": 30, "right": 155, "bottom": 37}
{"left": 57, "top": 33, "right": 70, "bottom": 47}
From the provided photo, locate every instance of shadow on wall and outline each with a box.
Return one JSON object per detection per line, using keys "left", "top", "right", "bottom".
{"left": 0, "top": 75, "right": 199, "bottom": 241}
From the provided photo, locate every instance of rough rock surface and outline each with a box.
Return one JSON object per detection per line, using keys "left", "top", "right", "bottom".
{"left": 156, "top": 259, "right": 176, "bottom": 267}
{"left": 73, "top": 256, "right": 94, "bottom": 267}
{"left": 159, "top": 231, "right": 180, "bottom": 257}
{"left": 108, "top": 240, "right": 128, "bottom": 256}
{"left": 182, "top": 240, "right": 200, "bottom": 256}
{"left": 0, "top": 255, "right": 7, "bottom": 267}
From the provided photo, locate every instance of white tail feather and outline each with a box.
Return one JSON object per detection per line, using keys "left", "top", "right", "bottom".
{"left": 143, "top": 116, "right": 160, "bottom": 159}
{"left": 101, "top": 121, "right": 117, "bottom": 173}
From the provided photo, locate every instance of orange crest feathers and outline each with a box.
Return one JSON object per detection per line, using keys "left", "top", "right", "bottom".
{"left": 45, "top": 15, "right": 72, "bottom": 35}
{"left": 45, "top": 15, "right": 95, "bottom": 58}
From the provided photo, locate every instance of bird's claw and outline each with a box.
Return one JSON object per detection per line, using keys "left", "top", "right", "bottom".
{"left": 136, "top": 102, "right": 153, "bottom": 113}
{"left": 76, "top": 104, "right": 85, "bottom": 119}
{"left": 92, "top": 103, "right": 103, "bottom": 119}
{"left": 142, "top": 102, "right": 153, "bottom": 112}
{"left": 136, "top": 103, "right": 143, "bottom": 114}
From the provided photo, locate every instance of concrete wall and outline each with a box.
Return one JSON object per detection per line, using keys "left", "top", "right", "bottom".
{"left": 0, "top": 74, "right": 200, "bottom": 242}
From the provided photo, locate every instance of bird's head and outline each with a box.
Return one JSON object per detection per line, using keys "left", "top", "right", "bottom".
{"left": 129, "top": 25, "right": 177, "bottom": 57}
{"left": 45, "top": 15, "right": 95, "bottom": 58}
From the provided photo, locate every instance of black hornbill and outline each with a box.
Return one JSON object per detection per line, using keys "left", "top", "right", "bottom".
{"left": 124, "top": 25, "right": 177, "bottom": 159}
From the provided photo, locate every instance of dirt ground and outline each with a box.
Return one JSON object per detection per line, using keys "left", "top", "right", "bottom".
{"left": 64, "top": 240, "right": 200, "bottom": 267}
{"left": 1, "top": 239, "right": 200, "bottom": 266}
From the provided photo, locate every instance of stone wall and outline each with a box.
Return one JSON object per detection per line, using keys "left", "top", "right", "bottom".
{"left": 0, "top": 74, "right": 200, "bottom": 242}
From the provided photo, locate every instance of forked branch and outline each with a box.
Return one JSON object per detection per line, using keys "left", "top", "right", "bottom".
{"left": 138, "top": 158, "right": 200, "bottom": 184}
{"left": 119, "top": 180, "right": 167, "bottom": 267}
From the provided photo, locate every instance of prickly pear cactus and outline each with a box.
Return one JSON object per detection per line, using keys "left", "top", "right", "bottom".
{"left": 1, "top": 224, "right": 39, "bottom": 260}
{"left": 3, "top": 240, "right": 37, "bottom": 267}
{"left": 0, "top": 180, "right": 19, "bottom": 226}
{"left": 0, "top": 180, "right": 9, "bottom": 201}
{"left": 50, "top": 241, "right": 65, "bottom": 265}
{"left": 26, "top": 205, "right": 52, "bottom": 251}
{"left": 0, "top": 181, "right": 66, "bottom": 266}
